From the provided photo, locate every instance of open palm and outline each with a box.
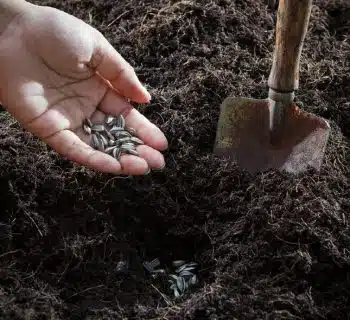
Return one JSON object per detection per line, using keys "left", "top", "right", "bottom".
{"left": 0, "top": 3, "right": 168, "bottom": 175}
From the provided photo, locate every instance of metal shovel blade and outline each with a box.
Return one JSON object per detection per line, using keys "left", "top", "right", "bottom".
{"left": 213, "top": 97, "right": 331, "bottom": 174}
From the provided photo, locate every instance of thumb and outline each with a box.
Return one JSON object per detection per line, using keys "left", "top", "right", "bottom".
{"left": 89, "top": 31, "right": 151, "bottom": 104}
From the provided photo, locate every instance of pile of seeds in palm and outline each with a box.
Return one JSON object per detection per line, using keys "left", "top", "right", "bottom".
{"left": 143, "top": 258, "right": 198, "bottom": 298}
{"left": 82, "top": 114, "right": 144, "bottom": 160}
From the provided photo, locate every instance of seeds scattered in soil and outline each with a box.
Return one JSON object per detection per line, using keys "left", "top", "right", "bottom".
{"left": 168, "top": 261, "right": 198, "bottom": 298}
{"left": 143, "top": 258, "right": 161, "bottom": 273}
{"left": 143, "top": 258, "right": 198, "bottom": 298}
{"left": 82, "top": 114, "right": 144, "bottom": 161}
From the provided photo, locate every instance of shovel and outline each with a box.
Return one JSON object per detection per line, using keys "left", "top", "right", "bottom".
{"left": 213, "top": 0, "right": 330, "bottom": 174}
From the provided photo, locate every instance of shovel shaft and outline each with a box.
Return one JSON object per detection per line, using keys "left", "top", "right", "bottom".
{"left": 268, "top": 0, "right": 313, "bottom": 93}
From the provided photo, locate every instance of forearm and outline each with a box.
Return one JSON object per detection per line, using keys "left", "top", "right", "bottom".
{"left": 0, "top": 0, "right": 31, "bottom": 36}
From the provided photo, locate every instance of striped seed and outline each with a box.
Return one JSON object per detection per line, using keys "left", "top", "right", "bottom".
{"left": 143, "top": 259, "right": 161, "bottom": 272}
{"left": 91, "top": 134, "right": 99, "bottom": 149}
{"left": 116, "top": 137, "right": 132, "bottom": 144}
{"left": 91, "top": 134, "right": 105, "bottom": 151}
{"left": 110, "top": 126, "right": 124, "bottom": 133}
{"left": 121, "top": 147, "right": 139, "bottom": 156}
{"left": 84, "top": 118, "right": 92, "bottom": 128}
{"left": 130, "top": 137, "right": 144, "bottom": 145}
{"left": 83, "top": 124, "right": 91, "bottom": 135}
{"left": 97, "top": 136, "right": 105, "bottom": 151}
{"left": 173, "top": 260, "right": 186, "bottom": 267}
{"left": 120, "top": 115, "right": 126, "bottom": 128}
{"left": 189, "top": 274, "right": 197, "bottom": 285}
{"left": 179, "top": 270, "right": 194, "bottom": 277}
{"left": 113, "top": 131, "right": 131, "bottom": 139}
{"left": 116, "top": 115, "right": 126, "bottom": 128}
{"left": 121, "top": 142, "right": 136, "bottom": 150}
{"left": 112, "top": 147, "right": 121, "bottom": 160}
{"left": 98, "top": 133, "right": 109, "bottom": 147}
{"left": 86, "top": 114, "right": 144, "bottom": 160}
{"left": 91, "top": 124, "right": 106, "bottom": 132}
{"left": 105, "top": 130, "right": 115, "bottom": 140}
{"left": 176, "top": 276, "right": 186, "bottom": 293}
{"left": 105, "top": 115, "right": 116, "bottom": 126}
{"left": 105, "top": 146, "right": 117, "bottom": 154}
{"left": 108, "top": 139, "right": 116, "bottom": 146}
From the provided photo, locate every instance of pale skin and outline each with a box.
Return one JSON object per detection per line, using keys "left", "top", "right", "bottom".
{"left": 0, "top": 0, "right": 168, "bottom": 175}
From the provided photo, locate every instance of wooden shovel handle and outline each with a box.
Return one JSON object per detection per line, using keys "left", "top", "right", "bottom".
{"left": 268, "top": 0, "right": 313, "bottom": 92}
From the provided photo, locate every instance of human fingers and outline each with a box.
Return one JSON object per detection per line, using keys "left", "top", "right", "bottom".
{"left": 90, "top": 31, "right": 151, "bottom": 104}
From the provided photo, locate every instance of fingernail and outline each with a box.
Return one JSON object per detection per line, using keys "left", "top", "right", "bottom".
{"left": 139, "top": 82, "right": 151, "bottom": 102}
{"left": 153, "top": 163, "right": 166, "bottom": 172}
{"left": 144, "top": 168, "right": 151, "bottom": 175}
{"left": 144, "top": 89, "right": 151, "bottom": 102}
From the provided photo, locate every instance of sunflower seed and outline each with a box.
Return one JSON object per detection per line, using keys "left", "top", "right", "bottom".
{"left": 179, "top": 270, "right": 194, "bottom": 277}
{"left": 152, "top": 268, "right": 166, "bottom": 274}
{"left": 112, "top": 147, "right": 118, "bottom": 159}
{"left": 92, "top": 136, "right": 104, "bottom": 151}
{"left": 105, "top": 146, "right": 117, "bottom": 154}
{"left": 130, "top": 137, "right": 144, "bottom": 145}
{"left": 84, "top": 118, "right": 92, "bottom": 128}
{"left": 175, "top": 263, "right": 197, "bottom": 274}
{"left": 176, "top": 276, "right": 185, "bottom": 293}
{"left": 173, "top": 260, "right": 186, "bottom": 267}
{"left": 105, "top": 130, "right": 115, "bottom": 140}
{"left": 175, "top": 264, "right": 189, "bottom": 273}
{"left": 143, "top": 258, "right": 161, "bottom": 273}
{"left": 83, "top": 114, "right": 144, "bottom": 161}
{"left": 115, "top": 148, "right": 121, "bottom": 160}
{"left": 91, "top": 124, "right": 106, "bottom": 132}
{"left": 99, "top": 133, "right": 109, "bottom": 147}
{"left": 189, "top": 274, "right": 197, "bottom": 285}
{"left": 97, "top": 137, "right": 105, "bottom": 151}
{"left": 169, "top": 274, "right": 178, "bottom": 282}
{"left": 112, "top": 147, "right": 121, "bottom": 160}
{"left": 150, "top": 268, "right": 166, "bottom": 278}
{"left": 105, "top": 115, "right": 116, "bottom": 126}
{"left": 185, "top": 262, "right": 198, "bottom": 267}
{"left": 120, "top": 142, "right": 136, "bottom": 149}
{"left": 83, "top": 124, "right": 92, "bottom": 135}
{"left": 182, "top": 266, "right": 197, "bottom": 272}
{"left": 116, "top": 137, "right": 132, "bottom": 144}
{"left": 121, "top": 147, "right": 139, "bottom": 156}
{"left": 116, "top": 115, "right": 126, "bottom": 128}
{"left": 120, "top": 116, "right": 125, "bottom": 128}
{"left": 174, "top": 287, "right": 180, "bottom": 298}
{"left": 183, "top": 279, "right": 189, "bottom": 291}
{"left": 91, "top": 134, "right": 100, "bottom": 149}
{"left": 110, "top": 126, "right": 124, "bottom": 133}
{"left": 149, "top": 258, "right": 161, "bottom": 269}
{"left": 113, "top": 131, "right": 131, "bottom": 139}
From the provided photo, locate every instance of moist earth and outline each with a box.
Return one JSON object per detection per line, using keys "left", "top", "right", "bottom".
{"left": 0, "top": 0, "right": 349, "bottom": 319}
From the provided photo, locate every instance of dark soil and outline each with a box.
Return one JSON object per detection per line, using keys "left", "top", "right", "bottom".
{"left": 1, "top": 0, "right": 349, "bottom": 319}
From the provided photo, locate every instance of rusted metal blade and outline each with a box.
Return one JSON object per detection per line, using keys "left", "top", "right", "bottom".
{"left": 214, "top": 97, "right": 330, "bottom": 174}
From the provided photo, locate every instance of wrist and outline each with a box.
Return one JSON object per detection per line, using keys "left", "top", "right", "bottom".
{"left": 0, "top": 0, "right": 32, "bottom": 36}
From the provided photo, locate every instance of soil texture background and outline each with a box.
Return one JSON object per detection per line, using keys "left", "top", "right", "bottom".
{"left": 0, "top": 0, "right": 349, "bottom": 319}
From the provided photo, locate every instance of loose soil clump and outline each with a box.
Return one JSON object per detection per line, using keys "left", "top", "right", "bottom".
{"left": 0, "top": 0, "right": 349, "bottom": 319}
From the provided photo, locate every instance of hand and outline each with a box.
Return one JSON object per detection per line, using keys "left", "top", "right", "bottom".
{"left": 0, "top": 2, "right": 168, "bottom": 175}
